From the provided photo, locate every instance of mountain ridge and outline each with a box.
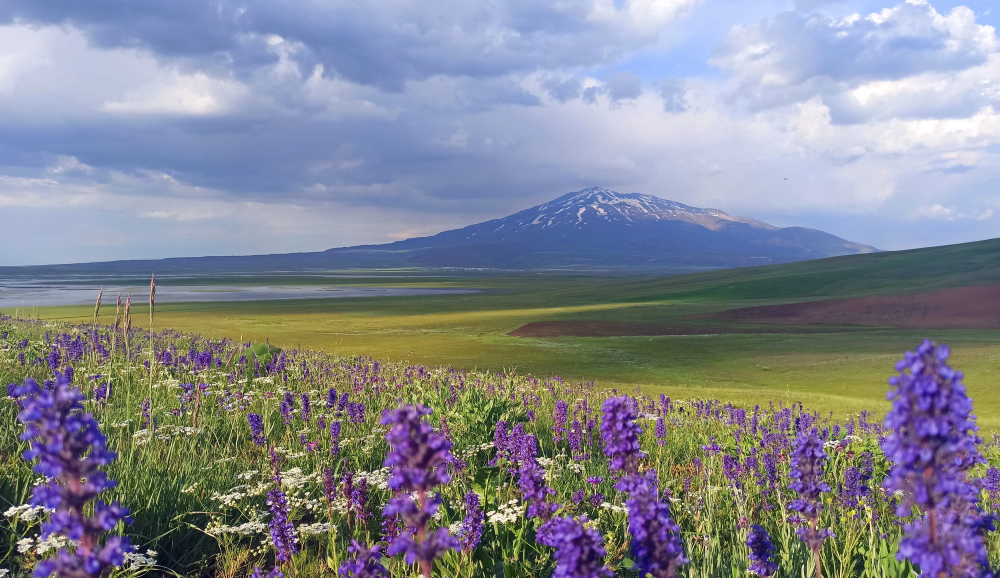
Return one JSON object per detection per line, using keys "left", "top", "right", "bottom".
{"left": 0, "top": 187, "right": 877, "bottom": 273}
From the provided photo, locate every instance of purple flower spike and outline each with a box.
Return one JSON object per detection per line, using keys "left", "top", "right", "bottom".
{"left": 881, "top": 340, "right": 995, "bottom": 577}
{"left": 248, "top": 413, "right": 266, "bottom": 446}
{"left": 789, "top": 427, "right": 833, "bottom": 554}
{"left": 251, "top": 568, "right": 284, "bottom": 578}
{"left": 460, "top": 491, "right": 484, "bottom": 552}
{"left": 381, "top": 404, "right": 454, "bottom": 492}
{"left": 338, "top": 540, "right": 389, "bottom": 578}
{"left": 600, "top": 397, "right": 644, "bottom": 476}
{"left": 537, "top": 516, "right": 613, "bottom": 578}
{"left": 625, "top": 470, "right": 687, "bottom": 578}
{"left": 266, "top": 487, "right": 299, "bottom": 562}
{"left": 747, "top": 524, "right": 778, "bottom": 577}
{"left": 380, "top": 404, "right": 458, "bottom": 577}
{"left": 15, "top": 372, "right": 134, "bottom": 578}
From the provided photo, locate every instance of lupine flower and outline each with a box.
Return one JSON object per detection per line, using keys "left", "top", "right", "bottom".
{"left": 15, "top": 373, "right": 134, "bottom": 577}
{"left": 248, "top": 413, "right": 266, "bottom": 446}
{"left": 326, "top": 388, "right": 338, "bottom": 411}
{"left": 351, "top": 478, "right": 369, "bottom": 522}
{"left": 382, "top": 404, "right": 453, "bottom": 492}
{"left": 280, "top": 392, "right": 295, "bottom": 425}
{"left": 624, "top": 470, "right": 687, "bottom": 578}
{"left": 380, "top": 404, "right": 458, "bottom": 577}
{"left": 459, "top": 491, "right": 484, "bottom": 552}
{"left": 553, "top": 400, "right": 569, "bottom": 442}
{"left": 601, "top": 397, "right": 644, "bottom": 477}
{"left": 654, "top": 418, "right": 667, "bottom": 446}
{"left": 746, "top": 524, "right": 778, "bottom": 576}
{"left": 300, "top": 393, "right": 311, "bottom": 422}
{"left": 339, "top": 541, "right": 389, "bottom": 578}
{"left": 330, "top": 420, "right": 342, "bottom": 456}
{"left": 266, "top": 487, "right": 299, "bottom": 562}
{"left": 881, "top": 340, "right": 994, "bottom": 577}
{"left": 251, "top": 568, "right": 284, "bottom": 578}
{"left": 537, "top": 516, "right": 612, "bottom": 578}
{"left": 789, "top": 426, "right": 833, "bottom": 573}
{"left": 140, "top": 397, "right": 151, "bottom": 429}
{"left": 702, "top": 437, "right": 723, "bottom": 455}
{"left": 518, "top": 444, "right": 557, "bottom": 520}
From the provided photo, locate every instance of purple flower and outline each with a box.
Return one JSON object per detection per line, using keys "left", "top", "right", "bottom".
{"left": 624, "top": 470, "right": 687, "bottom": 578}
{"left": 15, "top": 373, "right": 134, "bottom": 577}
{"left": 323, "top": 467, "right": 336, "bottom": 508}
{"left": 654, "top": 417, "right": 667, "bottom": 446}
{"left": 747, "top": 524, "right": 778, "bottom": 576}
{"left": 380, "top": 404, "right": 458, "bottom": 576}
{"left": 279, "top": 393, "right": 294, "bottom": 425}
{"left": 300, "top": 393, "right": 311, "bottom": 422}
{"left": 330, "top": 420, "right": 341, "bottom": 456}
{"left": 266, "top": 487, "right": 299, "bottom": 562}
{"left": 251, "top": 568, "right": 284, "bottom": 578}
{"left": 459, "top": 491, "right": 484, "bottom": 552}
{"left": 881, "top": 340, "right": 994, "bottom": 577}
{"left": 326, "top": 388, "right": 338, "bottom": 411}
{"left": 518, "top": 445, "right": 557, "bottom": 520}
{"left": 350, "top": 477, "right": 369, "bottom": 523}
{"left": 702, "top": 437, "right": 722, "bottom": 456}
{"left": 381, "top": 404, "right": 454, "bottom": 492}
{"left": 537, "top": 516, "right": 612, "bottom": 578}
{"left": 553, "top": 400, "right": 569, "bottom": 443}
{"left": 248, "top": 413, "right": 266, "bottom": 446}
{"left": 140, "top": 397, "right": 151, "bottom": 429}
{"left": 568, "top": 419, "right": 585, "bottom": 459}
{"left": 348, "top": 402, "right": 366, "bottom": 424}
{"left": 789, "top": 427, "right": 833, "bottom": 552}
{"left": 600, "top": 397, "right": 644, "bottom": 476}
{"left": 339, "top": 540, "right": 389, "bottom": 578}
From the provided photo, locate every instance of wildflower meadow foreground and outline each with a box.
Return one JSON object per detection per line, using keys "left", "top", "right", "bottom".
{"left": 1, "top": 309, "right": 999, "bottom": 578}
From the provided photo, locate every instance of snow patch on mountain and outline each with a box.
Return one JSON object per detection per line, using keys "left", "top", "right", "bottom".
{"left": 475, "top": 187, "right": 778, "bottom": 240}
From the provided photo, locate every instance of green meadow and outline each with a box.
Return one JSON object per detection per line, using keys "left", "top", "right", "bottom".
{"left": 8, "top": 237, "right": 1000, "bottom": 426}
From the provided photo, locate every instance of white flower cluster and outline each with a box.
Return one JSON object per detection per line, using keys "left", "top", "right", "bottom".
{"left": 17, "top": 534, "right": 77, "bottom": 556}
{"left": 122, "top": 550, "right": 158, "bottom": 569}
{"left": 487, "top": 499, "right": 524, "bottom": 525}
{"left": 296, "top": 522, "right": 333, "bottom": 536}
{"left": 599, "top": 502, "right": 627, "bottom": 514}
{"left": 357, "top": 468, "right": 392, "bottom": 491}
{"left": 272, "top": 447, "right": 307, "bottom": 460}
{"left": 4, "top": 504, "right": 52, "bottom": 522}
{"left": 133, "top": 425, "right": 201, "bottom": 445}
{"left": 461, "top": 441, "right": 495, "bottom": 459}
{"left": 206, "top": 520, "right": 268, "bottom": 537}
{"left": 280, "top": 468, "right": 319, "bottom": 490}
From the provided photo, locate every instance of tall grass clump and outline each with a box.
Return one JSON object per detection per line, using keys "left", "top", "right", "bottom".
{"left": 0, "top": 312, "right": 999, "bottom": 577}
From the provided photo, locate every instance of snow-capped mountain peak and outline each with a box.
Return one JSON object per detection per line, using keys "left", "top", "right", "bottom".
{"left": 484, "top": 186, "right": 776, "bottom": 235}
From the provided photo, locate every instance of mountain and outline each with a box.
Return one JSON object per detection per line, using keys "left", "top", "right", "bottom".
{"left": 321, "top": 187, "right": 876, "bottom": 269}
{"left": 0, "top": 187, "right": 877, "bottom": 274}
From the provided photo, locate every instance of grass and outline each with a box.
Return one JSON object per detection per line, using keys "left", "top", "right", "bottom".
{"left": 0, "top": 316, "right": 969, "bottom": 578}
{"left": 6, "top": 236, "right": 1000, "bottom": 425}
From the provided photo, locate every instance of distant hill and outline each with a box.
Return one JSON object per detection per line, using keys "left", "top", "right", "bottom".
{"left": 0, "top": 187, "right": 877, "bottom": 274}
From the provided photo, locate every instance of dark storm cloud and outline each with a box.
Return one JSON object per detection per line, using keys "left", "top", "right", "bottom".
{"left": 0, "top": 0, "right": 679, "bottom": 90}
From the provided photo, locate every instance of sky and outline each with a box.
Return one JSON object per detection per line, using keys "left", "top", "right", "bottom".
{"left": 0, "top": 0, "right": 999, "bottom": 265}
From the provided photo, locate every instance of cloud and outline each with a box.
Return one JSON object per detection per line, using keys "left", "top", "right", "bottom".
{"left": 713, "top": 0, "right": 999, "bottom": 119}
{"left": 0, "top": 0, "right": 999, "bottom": 264}
{"left": 0, "top": 0, "right": 699, "bottom": 91}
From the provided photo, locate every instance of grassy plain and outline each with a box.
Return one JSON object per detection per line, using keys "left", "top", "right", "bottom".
{"left": 8, "top": 237, "right": 1000, "bottom": 426}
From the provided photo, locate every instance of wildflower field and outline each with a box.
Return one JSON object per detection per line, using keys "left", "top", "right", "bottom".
{"left": 1, "top": 309, "right": 998, "bottom": 578}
